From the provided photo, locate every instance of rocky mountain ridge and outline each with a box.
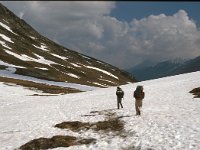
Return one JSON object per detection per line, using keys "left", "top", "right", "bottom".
{"left": 127, "top": 56, "right": 200, "bottom": 81}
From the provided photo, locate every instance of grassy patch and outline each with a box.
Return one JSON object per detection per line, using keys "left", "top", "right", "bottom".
{"left": 190, "top": 87, "right": 200, "bottom": 98}
{"left": 55, "top": 121, "right": 91, "bottom": 132}
{"left": 0, "top": 77, "right": 81, "bottom": 94}
{"left": 55, "top": 109, "right": 127, "bottom": 135}
{"left": 19, "top": 135, "right": 96, "bottom": 150}
{"left": 93, "top": 118, "right": 124, "bottom": 132}
{"left": 0, "top": 65, "right": 7, "bottom": 70}
{"left": 30, "top": 94, "right": 59, "bottom": 96}
{"left": 55, "top": 118, "right": 124, "bottom": 133}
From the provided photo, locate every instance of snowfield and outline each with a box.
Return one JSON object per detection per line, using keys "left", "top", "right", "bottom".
{"left": 0, "top": 71, "right": 200, "bottom": 150}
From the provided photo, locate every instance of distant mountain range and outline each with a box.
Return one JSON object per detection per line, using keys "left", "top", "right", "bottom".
{"left": 0, "top": 3, "right": 136, "bottom": 93}
{"left": 127, "top": 56, "right": 200, "bottom": 81}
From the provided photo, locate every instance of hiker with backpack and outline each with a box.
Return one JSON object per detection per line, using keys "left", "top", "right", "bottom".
{"left": 116, "top": 86, "right": 124, "bottom": 109}
{"left": 134, "top": 85, "right": 145, "bottom": 115}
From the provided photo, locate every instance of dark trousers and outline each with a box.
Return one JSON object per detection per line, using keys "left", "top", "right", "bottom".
{"left": 117, "top": 97, "right": 123, "bottom": 109}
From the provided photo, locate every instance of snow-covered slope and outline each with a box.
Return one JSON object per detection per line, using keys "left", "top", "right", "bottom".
{"left": 0, "top": 71, "right": 200, "bottom": 150}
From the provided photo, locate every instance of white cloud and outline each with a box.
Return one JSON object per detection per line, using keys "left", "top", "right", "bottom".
{"left": 1, "top": 2, "right": 200, "bottom": 69}
{"left": 127, "top": 10, "right": 200, "bottom": 62}
{"left": 19, "top": 12, "right": 24, "bottom": 19}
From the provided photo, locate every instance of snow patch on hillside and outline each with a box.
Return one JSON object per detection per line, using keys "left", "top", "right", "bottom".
{"left": 34, "top": 54, "right": 57, "bottom": 65}
{"left": 96, "top": 60, "right": 105, "bottom": 65}
{"left": 4, "top": 50, "right": 57, "bottom": 65}
{"left": 2, "top": 19, "right": 9, "bottom": 24}
{"left": 71, "top": 63, "right": 81, "bottom": 68}
{"left": 81, "top": 55, "right": 91, "bottom": 60}
{"left": 0, "top": 60, "right": 24, "bottom": 68}
{"left": 34, "top": 67, "right": 48, "bottom": 70}
{"left": 0, "top": 22, "right": 17, "bottom": 35}
{"left": 29, "top": 36, "right": 36, "bottom": 40}
{"left": 5, "top": 50, "right": 34, "bottom": 61}
{"left": 0, "top": 41, "right": 12, "bottom": 49}
{"left": 5, "top": 67, "right": 16, "bottom": 73}
{"left": 51, "top": 53, "right": 68, "bottom": 60}
{"left": 33, "top": 44, "right": 49, "bottom": 52}
{"left": 84, "top": 65, "right": 119, "bottom": 79}
{"left": 66, "top": 73, "right": 80, "bottom": 79}
{"left": 0, "top": 33, "right": 14, "bottom": 43}
{"left": 98, "top": 78, "right": 116, "bottom": 84}
{"left": 87, "top": 81, "right": 107, "bottom": 87}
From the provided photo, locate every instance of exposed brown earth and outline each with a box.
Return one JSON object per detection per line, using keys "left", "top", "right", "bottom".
{"left": 19, "top": 135, "right": 96, "bottom": 150}
{"left": 55, "top": 121, "right": 91, "bottom": 132}
{"left": 55, "top": 118, "right": 124, "bottom": 133}
{"left": 190, "top": 87, "right": 200, "bottom": 98}
{"left": 55, "top": 109, "right": 128, "bottom": 135}
{"left": 0, "top": 76, "right": 81, "bottom": 94}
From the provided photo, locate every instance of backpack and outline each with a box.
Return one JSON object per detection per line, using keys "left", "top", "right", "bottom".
{"left": 134, "top": 86, "right": 144, "bottom": 99}
{"left": 121, "top": 90, "right": 124, "bottom": 98}
{"left": 117, "top": 89, "right": 124, "bottom": 98}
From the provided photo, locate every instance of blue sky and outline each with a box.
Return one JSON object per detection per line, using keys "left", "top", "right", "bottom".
{"left": 112, "top": 2, "right": 200, "bottom": 25}
{"left": 1, "top": 1, "right": 200, "bottom": 69}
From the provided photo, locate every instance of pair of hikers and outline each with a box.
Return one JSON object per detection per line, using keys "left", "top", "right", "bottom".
{"left": 116, "top": 85, "right": 145, "bottom": 115}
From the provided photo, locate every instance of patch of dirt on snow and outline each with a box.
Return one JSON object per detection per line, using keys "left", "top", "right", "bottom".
{"left": 55, "top": 121, "right": 91, "bottom": 132}
{"left": 19, "top": 135, "right": 96, "bottom": 150}
{"left": 55, "top": 118, "right": 124, "bottom": 134}
{"left": 190, "top": 87, "right": 200, "bottom": 98}
{"left": 30, "top": 94, "right": 60, "bottom": 96}
{"left": 55, "top": 109, "right": 129, "bottom": 136}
